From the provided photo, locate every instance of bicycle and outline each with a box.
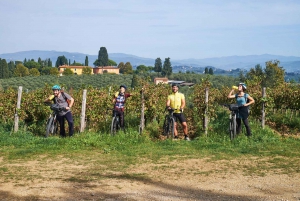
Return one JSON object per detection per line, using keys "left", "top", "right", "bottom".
{"left": 44, "top": 102, "right": 65, "bottom": 138}
{"left": 162, "top": 108, "right": 176, "bottom": 139}
{"left": 110, "top": 109, "right": 121, "bottom": 136}
{"left": 224, "top": 104, "right": 240, "bottom": 140}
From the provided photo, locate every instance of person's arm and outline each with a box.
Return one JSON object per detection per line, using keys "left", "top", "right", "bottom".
{"left": 66, "top": 97, "right": 74, "bottom": 110}
{"left": 44, "top": 95, "right": 54, "bottom": 103}
{"left": 180, "top": 96, "right": 186, "bottom": 111}
{"left": 245, "top": 95, "right": 255, "bottom": 106}
{"left": 227, "top": 89, "right": 236, "bottom": 99}
{"left": 166, "top": 99, "right": 171, "bottom": 109}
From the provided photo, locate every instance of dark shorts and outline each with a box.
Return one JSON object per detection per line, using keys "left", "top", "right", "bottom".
{"left": 173, "top": 113, "right": 187, "bottom": 124}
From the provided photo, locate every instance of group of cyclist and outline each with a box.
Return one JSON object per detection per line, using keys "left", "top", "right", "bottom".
{"left": 44, "top": 82, "right": 255, "bottom": 139}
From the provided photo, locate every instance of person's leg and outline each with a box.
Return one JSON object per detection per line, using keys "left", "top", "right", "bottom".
{"left": 236, "top": 118, "right": 242, "bottom": 134}
{"left": 65, "top": 112, "right": 74, "bottom": 136}
{"left": 56, "top": 115, "right": 66, "bottom": 137}
{"left": 179, "top": 113, "right": 189, "bottom": 140}
{"left": 242, "top": 118, "right": 252, "bottom": 136}
{"left": 119, "top": 111, "right": 125, "bottom": 129}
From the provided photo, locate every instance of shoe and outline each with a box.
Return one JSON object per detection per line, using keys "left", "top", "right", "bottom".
{"left": 173, "top": 136, "right": 179, "bottom": 140}
{"left": 184, "top": 136, "right": 191, "bottom": 141}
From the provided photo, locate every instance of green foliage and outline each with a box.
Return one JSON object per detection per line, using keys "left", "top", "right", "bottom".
{"left": 29, "top": 68, "right": 40, "bottom": 76}
{"left": 108, "top": 59, "right": 117, "bottom": 66}
{"left": 0, "top": 58, "right": 9, "bottom": 79}
{"left": 63, "top": 68, "right": 74, "bottom": 76}
{"left": 153, "top": 58, "right": 162, "bottom": 76}
{"left": 55, "top": 55, "right": 68, "bottom": 67}
{"left": 14, "top": 64, "right": 29, "bottom": 77}
{"left": 82, "top": 67, "right": 92, "bottom": 75}
{"left": 123, "top": 62, "right": 133, "bottom": 74}
{"left": 161, "top": 57, "right": 172, "bottom": 77}
{"left": 94, "top": 47, "right": 109, "bottom": 66}
{"left": 85, "top": 56, "right": 89, "bottom": 66}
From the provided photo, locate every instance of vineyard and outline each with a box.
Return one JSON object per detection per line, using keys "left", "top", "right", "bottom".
{"left": 1, "top": 74, "right": 300, "bottom": 137}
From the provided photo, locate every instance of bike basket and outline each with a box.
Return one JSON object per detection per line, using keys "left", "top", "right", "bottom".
{"left": 229, "top": 104, "right": 239, "bottom": 111}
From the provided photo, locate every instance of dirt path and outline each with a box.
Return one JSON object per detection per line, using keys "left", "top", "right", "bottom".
{"left": 0, "top": 157, "right": 299, "bottom": 201}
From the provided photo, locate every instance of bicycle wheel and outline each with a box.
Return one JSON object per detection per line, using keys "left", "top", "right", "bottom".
{"left": 162, "top": 116, "right": 169, "bottom": 137}
{"left": 168, "top": 118, "right": 175, "bottom": 139}
{"left": 230, "top": 116, "right": 237, "bottom": 140}
{"left": 110, "top": 116, "right": 118, "bottom": 136}
{"left": 45, "top": 116, "right": 54, "bottom": 138}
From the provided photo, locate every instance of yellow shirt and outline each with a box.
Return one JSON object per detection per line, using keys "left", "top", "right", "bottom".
{"left": 167, "top": 92, "right": 185, "bottom": 113}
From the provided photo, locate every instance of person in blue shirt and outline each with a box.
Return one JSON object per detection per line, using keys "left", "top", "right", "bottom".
{"left": 228, "top": 83, "right": 255, "bottom": 136}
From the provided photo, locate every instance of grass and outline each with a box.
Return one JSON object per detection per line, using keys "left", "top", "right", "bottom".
{"left": 0, "top": 114, "right": 299, "bottom": 183}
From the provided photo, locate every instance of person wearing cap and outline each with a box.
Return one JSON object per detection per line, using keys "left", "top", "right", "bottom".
{"left": 44, "top": 85, "right": 74, "bottom": 137}
{"left": 228, "top": 83, "right": 255, "bottom": 136}
{"left": 112, "top": 85, "right": 132, "bottom": 130}
{"left": 166, "top": 84, "right": 190, "bottom": 141}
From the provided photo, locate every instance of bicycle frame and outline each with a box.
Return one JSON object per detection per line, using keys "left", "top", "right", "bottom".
{"left": 44, "top": 102, "right": 65, "bottom": 138}
{"left": 225, "top": 104, "right": 239, "bottom": 140}
{"left": 163, "top": 108, "right": 175, "bottom": 138}
{"left": 110, "top": 109, "right": 121, "bottom": 136}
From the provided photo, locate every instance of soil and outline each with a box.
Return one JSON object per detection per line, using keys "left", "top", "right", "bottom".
{"left": 0, "top": 156, "right": 299, "bottom": 201}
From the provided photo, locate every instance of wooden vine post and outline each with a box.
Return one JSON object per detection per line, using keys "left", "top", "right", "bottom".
{"left": 14, "top": 86, "right": 23, "bottom": 133}
{"left": 204, "top": 87, "right": 209, "bottom": 136}
{"left": 80, "top": 89, "right": 87, "bottom": 132}
{"left": 139, "top": 89, "right": 145, "bottom": 134}
{"left": 261, "top": 87, "right": 266, "bottom": 129}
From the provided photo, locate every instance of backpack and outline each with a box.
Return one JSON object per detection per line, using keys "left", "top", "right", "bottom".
{"left": 235, "top": 93, "right": 250, "bottom": 113}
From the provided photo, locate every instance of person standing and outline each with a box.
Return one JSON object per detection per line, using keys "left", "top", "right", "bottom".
{"left": 44, "top": 85, "right": 74, "bottom": 137}
{"left": 112, "top": 85, "right": 131, "bottom": 130}
{"left": 228, "top": 83, "right": 255, "bottom": 136}
{"left": 166, "top": 84, "right": 190, "bottom": 140}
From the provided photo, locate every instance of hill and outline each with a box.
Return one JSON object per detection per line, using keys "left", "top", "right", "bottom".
{"left": 0, "top": 50, "right": 299, "bottom": 72}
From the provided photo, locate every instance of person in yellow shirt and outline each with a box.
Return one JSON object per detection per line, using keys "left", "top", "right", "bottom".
{"left": 166, "top": 84, "right": 190, "bottom": 140}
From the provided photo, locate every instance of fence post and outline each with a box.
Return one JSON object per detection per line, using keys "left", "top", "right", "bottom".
{"left": 140, "top": 89, "right": 145, "bottom": 134}
{"left": 80, "top": 89, "right": 87, "bottom": 132}
{"left": 261, "top": 87, "right": 266, "bottom": 129}
{"left": 14, "top": 86, "right": 23, "bottom": 132}
{"left": 204, "top": 87, "right": 209, "bottom": 136}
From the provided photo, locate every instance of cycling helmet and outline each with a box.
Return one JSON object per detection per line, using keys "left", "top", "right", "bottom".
{"left": 52, "top": 85, "right": 61, "bottom": 90}
{"left": 120, "top": 85, "right": 127, "bottom": 89}
{"left": 171, "top": 83, "right": 179, "bottom": 88}
{"left": 238, "top": 83, "right": 247, "bottom": 90}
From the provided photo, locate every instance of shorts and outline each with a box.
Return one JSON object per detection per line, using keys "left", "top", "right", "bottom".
{"left": 173, "top": 113, "right": 187, "bottom": 123}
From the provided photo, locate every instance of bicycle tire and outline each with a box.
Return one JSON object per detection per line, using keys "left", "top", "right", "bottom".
{"left": 169, "top": 118, "right": 175, "bottom": 139}
{"left": 111, "top": 116, "right": 118, "bottom": 136}
{"left": 45, "top": 116, "right": 54, "bottom": 138}
{"left": 162, "top": 115, "right": 169, "bottom": 137}
{"left": 230, "top": 116, "right": 237, "bottom": 140}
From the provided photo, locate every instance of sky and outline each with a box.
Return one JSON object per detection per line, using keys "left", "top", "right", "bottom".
{"left": 0, "top": 0, "right": 300, "bottom": 60}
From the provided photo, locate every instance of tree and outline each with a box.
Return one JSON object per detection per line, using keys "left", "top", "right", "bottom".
{"left": 131, "top": 74, "right": 139, "bottom": 88}
{"left": 82, "top": 67, "right": 92, "bottom": 75}
{"left": 0, "top": 58, "right": 9, "bottom": 79}
{"left": 47, "top": 58, "right": 52, "bottom": 67}
{"left": 153, "top": 58, "right": 162, "bottom": 76}
{"left": 204, "top": 67, "right": 209, "bottom": 74}
{"left": 50, "top": 67, "right": 59, "bottom": 76}
{"left": 161, "top": 57, "right": 172, "bottom": 77}
{"left": 85, "top": 56, "right": 89, "bottom": 66}
{"left": 136, "top": 65, "right": 149, "bottom": 74}
{"left": 14, "top": 64, "right": 29, "bottom": 77}
{"left": 118, "top": 62, "right": 125, "bottom": 73}
{"left": 29, "top": 68, "right": 40, "bottom": 76}
{"left": 24, "top": 60, "right": 41, "bottom": 70}
{"left": 94, "top": 47, "right": 109, "bottom": 66}
{"left": 123, "top": 62, "right": 133, "bottom": 74}
{"left": 8, "top": 61, "right": 15, "bottom": 77}
{"left": 108, "top": 59, "right": 117, "bottom": 66}
{"left": 62, "top": 68, "right": 74, "bottom": 76}
{"left": 55, "top": 56, "right": 68, "bottom": 67}
{"left": 208, "top": 68, "right": 214, "bottom": 75}
{"left": 263, "top": 60, "right": 285, "bottom": 88}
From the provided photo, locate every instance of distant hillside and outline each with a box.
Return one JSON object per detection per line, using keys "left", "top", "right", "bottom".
{"left": 0, "top": 50, "right": 299, "bottom": 72}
